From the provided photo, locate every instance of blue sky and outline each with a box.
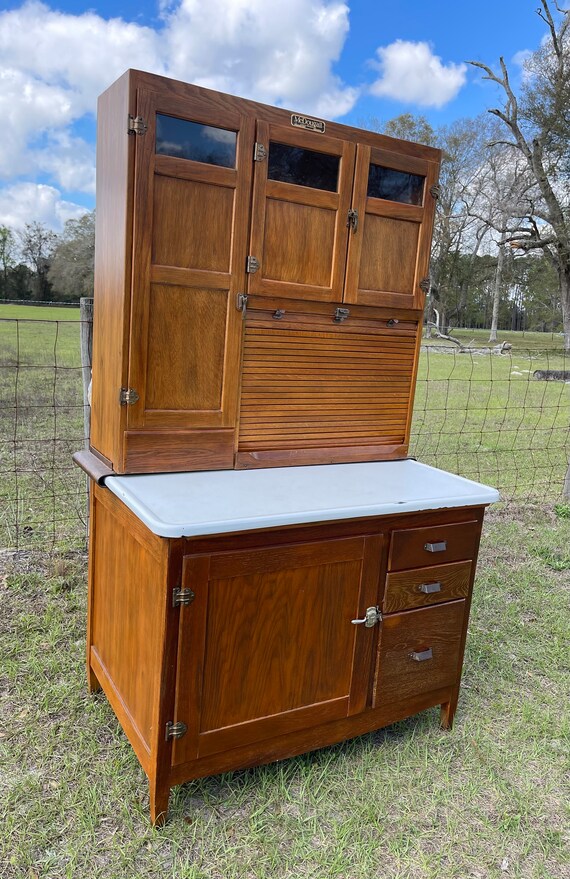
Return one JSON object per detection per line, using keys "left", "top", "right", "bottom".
{"left": 0, "top": 0, "right": 553, "bottom": 231}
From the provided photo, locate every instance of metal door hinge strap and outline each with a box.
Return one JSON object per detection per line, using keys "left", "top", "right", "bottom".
{"left": 165, "top": 721, "right": 187, "bottom": 741}
{"left": 172, "top": 587, "right": 195, "bottom": 608}
{"left": 419, "top": 277, "right": 430, "bottom": 293}
{"left": 430, "top": 183, "right": 441, "bottom": 199}
{"left": 347, "top": 209, "right": 359, "bottom": 232}
{"left": 246, "top": 256, "right": 260, "bottom": 274}
{"left": 128, "top": 115, "right": 147, "bottom": 136}
{"left": 254, "top": 142, "right": 267, "bottom": 162}
{"left": 119, "top": 387, "right": 139, "bottom": 405}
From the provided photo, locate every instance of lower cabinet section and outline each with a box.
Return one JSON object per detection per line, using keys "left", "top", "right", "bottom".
{"left": 87, "top": 483, "right": 486, "bottom": 824}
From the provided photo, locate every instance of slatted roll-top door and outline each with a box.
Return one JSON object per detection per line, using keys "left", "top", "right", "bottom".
{"left": 237, "top": 309, "right": 419, "bottom": 467}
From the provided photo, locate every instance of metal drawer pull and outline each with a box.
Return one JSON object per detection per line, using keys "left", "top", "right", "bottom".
{"left": 424, "top": 541, "right": 447, "bottom": 553}
{"left": 418, "top": 581, "right": 441, "bottom": 594}
{"left": 351, "top": 606, "right": 382, "bottom": 627}
{"left": 410, "top": 648, "right": 433, "bottom": 662}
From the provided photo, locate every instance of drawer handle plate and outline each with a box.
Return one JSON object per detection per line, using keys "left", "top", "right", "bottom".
{"left": 418, "top": 581, "right": 442, "bottom": 594}
{"left": 424, "top": 541, "right": 447, "bottom": 553}
{"left": 409, "top": 648, "right": 433, "bottom": 662}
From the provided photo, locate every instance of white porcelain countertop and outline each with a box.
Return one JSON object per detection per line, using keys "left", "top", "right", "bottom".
{"left": 104, "top": 459, "right": 499, "bottom": 538}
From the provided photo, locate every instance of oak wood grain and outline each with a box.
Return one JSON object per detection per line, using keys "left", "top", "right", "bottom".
{"left": 383, "top": 560, "right": 473, "bottom": 613}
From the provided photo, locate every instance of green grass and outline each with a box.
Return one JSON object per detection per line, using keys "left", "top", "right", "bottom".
{"left": 0, "top": 303, "right": 80, "bottom": 321}
{"left": 423, "top": 327, "right": 567, "bottom": 353}
{"left": 1, "top": 506, "right": 568, "bottom": 878}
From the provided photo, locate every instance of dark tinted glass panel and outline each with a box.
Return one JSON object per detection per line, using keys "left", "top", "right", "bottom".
{"left": 156, "top": 114, "right": 236, "bottom": 168}
{"left": 268, "top": 142, "right": 339, "bottom": 191}
{"left": 367, "top": 164, "right": 424, "bottom": 205}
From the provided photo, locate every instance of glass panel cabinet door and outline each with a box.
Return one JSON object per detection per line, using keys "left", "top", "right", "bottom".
{"left": 127, "top": 89, "right": 255, "bottom": 441}
{"left": 344, "top": 145, "right": 439, "bottom": 309}
{"left": 247, "top": 121, "right": 355, "bottom": 302}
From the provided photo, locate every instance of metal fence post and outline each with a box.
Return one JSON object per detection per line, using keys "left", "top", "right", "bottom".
{"left": 80, "top": 297, "right": 94, "bottom": 536}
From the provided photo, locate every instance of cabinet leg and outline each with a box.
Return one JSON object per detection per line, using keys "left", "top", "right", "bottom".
{"left": 150, "top": 779, "right": 171, "bottom": 826}
{"left": 440, "top": 696, "right": 458, "bottom": 730}
{"left": 87, "top": 663, "right": 101, "bottom": 693}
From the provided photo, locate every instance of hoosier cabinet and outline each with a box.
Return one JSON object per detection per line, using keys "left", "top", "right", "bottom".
{"left": 79, "top": 70, "right": 499, "bottom": 824}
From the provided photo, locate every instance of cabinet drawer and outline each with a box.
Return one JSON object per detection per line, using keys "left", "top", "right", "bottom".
{"left": 388, "top": 521, "right": 479, "bottom": 571}
{"left": 374, "top": 600, "right": 465, "bottom": 706}
{"left": 383, "top": 560, "right": 472, "bottom": 613}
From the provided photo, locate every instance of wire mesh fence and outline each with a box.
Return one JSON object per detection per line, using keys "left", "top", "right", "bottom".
{"left": 1, "top": 316, "right": 569, "bottom": 551}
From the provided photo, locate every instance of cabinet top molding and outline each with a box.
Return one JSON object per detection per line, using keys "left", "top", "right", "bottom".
{"left": 104, "top": 459, "right": 499, "bottom": 538}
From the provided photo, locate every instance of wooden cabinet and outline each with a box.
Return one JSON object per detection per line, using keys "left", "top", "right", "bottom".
{"left": 86, "top": 469, "right": 492, "bottom": 824}
{"left": 90, "top": 70, "right": 440, "bottom": 474}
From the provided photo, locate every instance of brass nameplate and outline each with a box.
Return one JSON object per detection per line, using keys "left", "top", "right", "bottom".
{"left": 291, "top": 114, "right": 326, "bottom": 133}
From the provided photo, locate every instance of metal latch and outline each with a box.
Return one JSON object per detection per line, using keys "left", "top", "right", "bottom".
{"left": 236, "top": 292, "right": 248, "bottom": 317}
{"left": 333, "top": 307, "right": 350, "bottom": 323}
{"left": 119, "top": 387, "right": 139, "bottom": 405}
{"left": 254, "top": 142, "right": 267, "bottom": 162}
{"left": 424, "top": 541, "right": 447, "bottom": 553}
{"left": 128, "top": 115, "right": 147, "bottom": 136}
{"left": 409, "top": 648, "right": 433, "bottom": 662}
{"left": 347, "top": 209, "right": 359, "bottom": 232}
{"left": 351, "top": 606, "right": 382, "bottom": 628}
{"left": 419, "top": 277, "right": 431, "bottom": 293}
{"left": 172, "top": 587, "right": 195, "bottom": 608}
{"left": 165, "top": 721, "right": 187, "bottom": 741}
{"left": 246, "top": 256, "right": 260, "bottom": 274}
{"left": 430, "top": 183, "right": 441, "bottom": 199}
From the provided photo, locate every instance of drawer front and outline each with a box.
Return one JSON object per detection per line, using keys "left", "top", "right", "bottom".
{"left": 383, "top": 560, "right": 472, "bottom": 613}
{"left": 389, "top": 520, "right": 479, "bottom": 571}
{"left": 374, "top": 600, "right": 465, "bottom": 706}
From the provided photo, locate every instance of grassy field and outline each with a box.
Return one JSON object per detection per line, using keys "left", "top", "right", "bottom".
{"left": 1, "top": 505, "right": 569, "bottom": 878}
{"left": 0, "top": 307, "right": 569, "bottom": 877}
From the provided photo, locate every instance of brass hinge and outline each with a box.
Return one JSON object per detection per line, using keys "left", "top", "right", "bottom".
{"left": 128, "top": 115, "right": 147, "bottom": 136}
{"left": 236, "top": 292, "right": 248, "bottom": 317}
{"left": 246, "top": 255, "right": 260, "bottom": 274}
{"left": 347, "top": 209, "right": 359, "bottom": 233}
{"left": 165, "top": 721, "right": 187, "bottom": 741}
{"left": 419, "top": 277, "right": 430, "bottom": 294}
{"left": 429, "top": 183, "right": 441, "bottom": 199}
{"left": 254, "top": 142, "right": 267, "bottom": 162}
{"left": 172, "top": 586, "right": 195, "bottom": 608}
{"left": 119, "top": 387, "right": 139, "bottom": 405}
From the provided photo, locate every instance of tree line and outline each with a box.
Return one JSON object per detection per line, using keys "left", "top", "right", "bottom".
{"left": 1, "top": 2, "right": 568, "bottom": 347}
{"left": 0, "top": 212, "right": 94, "bottom": 303}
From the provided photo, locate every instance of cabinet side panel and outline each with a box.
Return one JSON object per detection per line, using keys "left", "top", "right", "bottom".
{"left": 89, "top": 485, "right": 167, "bottom": 760}
{"left": 90, "top": 71, "right": 134, "bottom": 469}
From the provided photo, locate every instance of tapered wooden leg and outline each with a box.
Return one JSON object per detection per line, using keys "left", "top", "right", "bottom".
{"left": 150, "top": 778, "right": 171, "bottom": 826}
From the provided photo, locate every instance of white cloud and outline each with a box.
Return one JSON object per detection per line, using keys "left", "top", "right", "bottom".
{"left": 0, "top": 182, "right": 88, "bottom": 231}
{"left": 369, "top": 40, "right": 467, "bottom": 108}
{"left": 0, "top": 0, "right": 356, "bottom": 222}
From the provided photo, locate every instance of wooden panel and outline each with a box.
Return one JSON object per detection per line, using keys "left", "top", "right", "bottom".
{"left": 359, "top": 215, "right": 419, "bottom": 294}
{"left": 124, "top": 428, "right": 234, "bottom": 473}
{"left": 248, "top": 120, "right": 355, "bottom": 302}
{"left": 383, "top": 560, "right": 472, "bottom": 613}
{"left": 389, "top": 520, "right": 480, "bottom": 572}
{"left": 89, "top": 487, "right": 168, "bottom": 753}
{"left": 152, "top": 175, "right": 233, "bottom": 272}
{"left": 262, "top": 200, "right": 336, "bottom": 287}
{"left": 173, "top": 534, "right": 381, "bottom": 763}
{"left": 374, "top": 601, "right": 466, "bottom": 706}
{"left": 237, "top": 310, "right": 418, "bottom": 458}
{"left": 146, "top": 285, "right": 227, "bottom": 411}
{"left": 90, "top": 71, "right": 134, "bottom": 469}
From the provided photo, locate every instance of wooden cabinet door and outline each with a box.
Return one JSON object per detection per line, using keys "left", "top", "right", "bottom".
{"left": 127, "top": 88, "right": 255, "bottom": 432}
{"left": 172, "top": 535, "right": 383, "bottom": 765}
{"left": 247, "top": 122, "right": 355, "bottom": 302}
{"left": 344, "top": 146, "right": 439, "bottom": 309}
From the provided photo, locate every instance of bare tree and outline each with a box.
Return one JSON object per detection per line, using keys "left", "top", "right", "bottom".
{"left": 469, "top": 0, "right": 570, "bottom": 349}
{"left": 49, "top": 211, "right": 95, "bottom": 300}
{"left": 18, "top": 221, "right": 58, "bottom": 301}
{"left": 0, "top": 225, "right": 17, "bottom": 299}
